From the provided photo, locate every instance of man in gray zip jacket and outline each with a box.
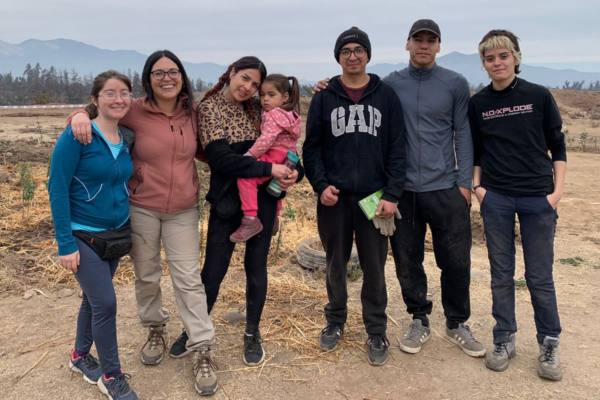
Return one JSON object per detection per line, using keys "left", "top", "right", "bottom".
{"left": 382, "top": 19, "right": 485, "bottom": 358}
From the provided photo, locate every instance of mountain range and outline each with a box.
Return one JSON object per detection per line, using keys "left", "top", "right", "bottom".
{"left": 1, "top": 38, "right": 600, "bottom": 89}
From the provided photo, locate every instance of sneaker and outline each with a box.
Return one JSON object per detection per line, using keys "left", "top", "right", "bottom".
{"left": 319, "top": 323, "right": 344, "bottom": 351}
{"left": 230, "top": 217, "right": 263, "bottom": 243}
{"left": 98, "top": 373, "right": 138, "bottom": 400}
{"left": 243, "top": 331, "right": 265, "bottom": 366}
{"left": 272, "top": 216, "right": 280, "bottom": 236}
{"left": 193, "top": 348, "right": 219, "bottom": 396}
{"left": 140, "top": 325, "right": 169, "bottom": 365}
{"left": 485, "top": 334, "right": 517, "bottom": 372}
{"left": 445, "top": 323, "right": 486, "bottom": 357}
{"left": 538, "top": 336, "right": 562, "bottom": 381}
{"left": 366, "top": 334, "right": 390, "bottom": 366}
{"left": 399, "top": 320, "right": 431, "bottom": 354}
{"left": 69, "top": 349, "right": 102, "bottom": 384}
{"left": 169, "top": 329, "right": 192, "bottom": 359}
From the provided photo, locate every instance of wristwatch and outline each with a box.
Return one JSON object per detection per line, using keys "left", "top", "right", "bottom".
{"left": 472, "top": 185, "right": 482, "bottom": 194}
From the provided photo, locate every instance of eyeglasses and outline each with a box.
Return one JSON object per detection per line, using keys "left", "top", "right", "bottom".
{"left": 340, "top": 47, "right": 367, "bottom": 60}
{"left": 98, "top": 92, "right": 133, "bottom": 100}
{"left": 151, "top": 69, "right": 181, "bottom": 80}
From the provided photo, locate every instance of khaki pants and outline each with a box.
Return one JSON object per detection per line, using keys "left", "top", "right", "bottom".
{"left": 130, "top": 205, "right": 215, "bottom": 350}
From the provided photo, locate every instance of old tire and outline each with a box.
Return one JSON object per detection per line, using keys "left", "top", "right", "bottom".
{"left": 296, "top": 236, "right": 359, "bottom": 272}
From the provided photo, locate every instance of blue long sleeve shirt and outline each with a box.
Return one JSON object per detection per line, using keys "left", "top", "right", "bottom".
{"left": 48, "top": 125, "right": 133, "bottom": 255}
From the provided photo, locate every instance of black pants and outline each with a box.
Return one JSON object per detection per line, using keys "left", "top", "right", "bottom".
{"left": 201, "top": 186, "right": 278, "bottom": 328}
{"left": 317, "top": 192, "right": 388, "bottom": 334}
{"left": 389, "top": 186, "right": 472, "bottom": 327}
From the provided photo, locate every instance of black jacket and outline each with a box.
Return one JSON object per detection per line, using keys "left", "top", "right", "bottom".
{"left": 303, "top": 74, "right": 406, "bottom": 202}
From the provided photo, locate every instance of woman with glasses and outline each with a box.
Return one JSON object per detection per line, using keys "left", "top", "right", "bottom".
{"left": 67, "top": 50, "right": 218, "bottom": 396}
{"left": 49, "top": 70, "right": 138, "bottom": 399}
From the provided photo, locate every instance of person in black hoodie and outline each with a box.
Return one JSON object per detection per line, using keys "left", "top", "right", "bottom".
{"left": 303, "top": 27, "right": 406, "bottom": 366}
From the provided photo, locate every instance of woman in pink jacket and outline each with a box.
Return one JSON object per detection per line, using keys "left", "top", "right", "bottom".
{"left": 68, "top": 50, "right": 218, "bottom": 396}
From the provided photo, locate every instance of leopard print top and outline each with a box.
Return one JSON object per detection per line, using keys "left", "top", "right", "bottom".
{"left": 198, "top": 93, "right": 262, "bottom": 148}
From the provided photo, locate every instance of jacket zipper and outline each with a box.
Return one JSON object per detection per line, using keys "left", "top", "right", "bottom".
{"left": 354, "top": 97, "right": 358, "bottom": 193}
{"left": 417, "top": 69, "right": 422, "bottom": 192}
{"left": 112, "top": 151, "right": 121, "bottom": 228}
{"left": 166, "top": 117, "right": 176, "bottom": 213}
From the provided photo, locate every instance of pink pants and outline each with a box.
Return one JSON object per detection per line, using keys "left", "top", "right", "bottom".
{"left": 239, "top": 148, "right": 287, "bottom": 217}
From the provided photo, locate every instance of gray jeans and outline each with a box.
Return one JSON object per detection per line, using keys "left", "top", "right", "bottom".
{"left": 129, "top": 205, "right": 215, "bottom": 350}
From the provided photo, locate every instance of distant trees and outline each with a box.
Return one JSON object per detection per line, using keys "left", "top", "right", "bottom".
{"left": 562, "top": 80, "right": 600, "bottom": 91}
{"left": 469, "top": 82, "right": 486, "bottom": 92}
{"left": 0, "top": 62, "right": 213, "bottom": 105}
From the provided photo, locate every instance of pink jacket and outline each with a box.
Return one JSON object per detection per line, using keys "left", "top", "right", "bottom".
{"left": 67, "top": 95, "right": 205, "bottom": 213}
{"left": 248, "top": 108, "right": 301, "bottom": 159}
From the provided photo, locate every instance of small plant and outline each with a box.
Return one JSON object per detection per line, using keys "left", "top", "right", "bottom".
{"left": 515, "top": 277, "right": 527, "bottom": 290}
{"left": 593, "top": 265, "right": 600, "bottom": 270}
{"left": 580, "top": 131, "right": 588, "bottom": 151}
{"left": 45, "top": 153, "right": 52, "bottom": 189}
{"left": 270, "top": 221, "right": 285, "bottom": 266}
{"left": 558, "top": 257, "right": 584, "bottom": 267}
{"left": 36, "top": 117, "right": 43, "bottom": 144}
{"left": 347, "top": 258, "right": 363, "bottom": 281}
{"left": 20, "top": 162, "right": 37, "bottom": 219}
{"left": 282, "top": 202, "right": 296, "bottom": 220}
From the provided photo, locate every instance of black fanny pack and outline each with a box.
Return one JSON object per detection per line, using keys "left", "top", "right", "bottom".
{"left": 73, "top": 221, "right": 133, "bottom": 260}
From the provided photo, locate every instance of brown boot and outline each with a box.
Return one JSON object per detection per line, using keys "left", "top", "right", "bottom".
{"left": 272, "top": 216, "right": 280, "bottom": 236}
{"left": 230, "top": 217, "right": 263, "bottom": 243}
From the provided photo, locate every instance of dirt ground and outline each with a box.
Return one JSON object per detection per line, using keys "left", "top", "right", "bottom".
{"left": 1, "top": 96, "right": 600, "bottom": 400}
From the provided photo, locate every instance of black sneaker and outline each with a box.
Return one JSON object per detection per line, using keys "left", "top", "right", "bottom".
{"left": 319, "top": 323, "right": 344, "bottom": 351}
{"left": 366, "top": 333, "right": 390, "bottom": 366}
{"left": 169, "top": 329, "right": 192, "bottom": 358}
{"left": 243, "top": 332, "right": 265, "bottom": 366}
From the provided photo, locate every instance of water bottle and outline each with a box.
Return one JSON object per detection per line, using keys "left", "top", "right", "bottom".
{"left": 267, "top": 151, "right": 300, "bottom": 197}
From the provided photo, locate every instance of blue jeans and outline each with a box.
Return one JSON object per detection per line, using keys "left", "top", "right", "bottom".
{"left": 73, "top": 238, "right": 121, "bottom": 374}
{"left": 480, "top": 191, "right": 561, "bottom": 344}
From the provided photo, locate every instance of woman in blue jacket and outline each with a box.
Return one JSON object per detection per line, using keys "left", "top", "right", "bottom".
{"left": 49, "top": 70, "right": 138, "bottom": 400}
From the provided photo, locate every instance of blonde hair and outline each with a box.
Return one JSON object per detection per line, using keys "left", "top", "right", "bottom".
{"left": 478, "top": 30, "right": 522, "bottom": 74}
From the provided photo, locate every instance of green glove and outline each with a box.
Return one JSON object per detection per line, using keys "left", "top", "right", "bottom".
{"left": 372, "top": 210, "right": 402, "bottom": 236}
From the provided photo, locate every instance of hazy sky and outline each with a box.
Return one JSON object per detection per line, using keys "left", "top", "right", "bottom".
{"left": 1, "top": 0, "right": 599, "bottom": 79}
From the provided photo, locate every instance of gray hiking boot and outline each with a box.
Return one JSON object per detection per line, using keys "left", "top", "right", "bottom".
{"left": 485, "top": 334, "right": 517, "bottom": 371}
{"left": 538, "top": 336, "right": 562, "bottom": 381}
{"left": 193, "top": 348, "right": 219, "bottom": 395}
{"left": 399, "top": 319, "right": 431, "bottom": 354}
{"left": 141, "top": 325, "right": 169, "bottom": 365}
{"left": 446, "top": 323, "right": 486, "bottom": 357}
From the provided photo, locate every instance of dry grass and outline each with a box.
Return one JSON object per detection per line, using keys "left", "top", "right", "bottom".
{"left": 0, "top": 160, "right": 367, "bottom": 363}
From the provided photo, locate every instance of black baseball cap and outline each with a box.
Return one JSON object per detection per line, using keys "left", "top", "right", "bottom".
{"left": 407, "top": 19, "right": 441, "bottom": 42}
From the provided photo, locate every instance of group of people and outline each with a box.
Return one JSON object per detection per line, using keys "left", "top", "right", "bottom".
{"left": 47, "top": 18, "right": 566, "bottom": 400}
{"left": 307, "top": 21, "right": 564, "bottom": 377}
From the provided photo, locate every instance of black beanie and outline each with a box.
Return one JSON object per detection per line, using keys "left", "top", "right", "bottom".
{"left": 334, "top": 27, "right": 371, "bottom": 62}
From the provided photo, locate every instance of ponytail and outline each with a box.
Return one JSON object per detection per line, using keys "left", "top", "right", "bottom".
{"left": 85, "top": 102, "right": 99, "bottom": 119}
{"left": 262, "top": 74, "right": 300, "bottom": 114}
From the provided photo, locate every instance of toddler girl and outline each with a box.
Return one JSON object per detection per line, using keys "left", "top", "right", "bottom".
{"left": 230, "top": 74, "right": 301, "bottom": 242}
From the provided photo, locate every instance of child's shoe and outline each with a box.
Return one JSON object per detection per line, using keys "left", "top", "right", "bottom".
{"left": 69, "top": 349, "right": 102, "bottom": 384}
{"left": 98, "top": 372, "right": 138, "bottom": 400}
{"left": 230, "top": 217, "right": 263, "bottom": 243}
